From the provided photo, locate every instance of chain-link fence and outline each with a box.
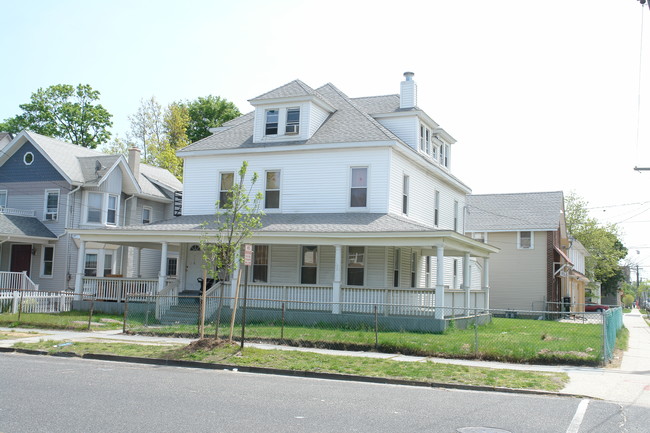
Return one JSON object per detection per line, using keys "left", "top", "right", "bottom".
{"left": 123, "top": 293, "right": 625, "bottom": 366}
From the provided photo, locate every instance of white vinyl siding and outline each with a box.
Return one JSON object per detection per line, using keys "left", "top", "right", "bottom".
{"left": 375, "top": 116, "right": 419, "bottom": 150}
{"left": 389, "top": 150, "right": 466, "bottom": 229}
{"left": 182, "top": 148, "right": 391, "bottom": 215}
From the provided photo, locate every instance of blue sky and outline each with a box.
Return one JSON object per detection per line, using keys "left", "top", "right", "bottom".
{"left": 3, "top": 0, "right": 650, "bottom": 277}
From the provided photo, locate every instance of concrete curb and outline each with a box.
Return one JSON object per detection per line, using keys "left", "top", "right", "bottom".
{"left": 0, "top": 346, "right": 587, "bottom": 399}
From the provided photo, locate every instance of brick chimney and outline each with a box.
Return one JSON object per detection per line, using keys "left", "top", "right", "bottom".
{"left": 400, "top": 71, "right": 417, "bottom": 109}
{"left": 128, "top": 147, "right": 141, "bottom": 180}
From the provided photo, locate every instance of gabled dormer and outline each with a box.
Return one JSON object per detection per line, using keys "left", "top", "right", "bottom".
{"left": 248, "top": 80, "right": 336, "bottom": 144}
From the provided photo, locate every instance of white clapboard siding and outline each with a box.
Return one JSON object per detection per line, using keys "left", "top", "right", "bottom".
{"left": 376, "top": 116, "right": 418, "bottom": 150}
{"left": 183, "top": 147, "right": 391, "bottom": 215}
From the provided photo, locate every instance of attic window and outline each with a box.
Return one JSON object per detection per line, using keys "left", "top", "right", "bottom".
{"left": 24, "top": 152, "right": 34, "bottom": 165}
{"left": 286, "top": 108, "right": 300, "bottom": 134}
{"left": 265, "top": 109, "right": 279, "bottom": 135}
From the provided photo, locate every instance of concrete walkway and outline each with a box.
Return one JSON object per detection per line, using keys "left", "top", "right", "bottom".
{"left": 2, "top": 309, "right": 649, "bottom": 406}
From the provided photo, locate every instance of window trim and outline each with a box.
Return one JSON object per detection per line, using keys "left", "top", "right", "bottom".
{"left": 410, "top": 252, "right": 417, "bottom": 288}
{"left": 85, "top": 191, "right": 104, "bottom": 225}
{"left": 252, "top": 244, "right": 270, "bottom": 283}
{"left": 106, "top": 194, "right": 118, "bottom": 226}
{"left": 518, "top": 231, "right": 534, "bottom": 249}
{"left": 166, "top": 257, "right": 178, "bottom": 277}
{"left": 23, "top": 152, "right": 34, "bottom": 166}
{"left": 264, "top": 170, "right": 281, "bottom": 210}
{"left": 350, "top": 166, "right": 369, "bottom": 209}
{"left": 453, "top": 200, "right": 459, "bottom": 232}
{"left": 393, "top": 248, "right": 400, "bottom": 288}
{"left": 44, "top": 189, "right": 60, "bottom": 221}
{"left": 0, "top": 190, "right": 7, "bottom": 208}
{"left": 40, "top": 245, "right": 54, "bottom": 278}
{"left": 434, "top": 190, "right": 440, "bottom": 227}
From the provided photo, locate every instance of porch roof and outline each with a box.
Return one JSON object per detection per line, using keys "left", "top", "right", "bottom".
{"left": 69, "top": 213, "right": 499, "bottom": 257}
{"left": 0, "top": 213, "right": 57, "bottom": 243}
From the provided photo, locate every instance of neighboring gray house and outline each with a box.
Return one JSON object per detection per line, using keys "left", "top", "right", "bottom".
{"left": 465, "top": 191, "right": 574, "bottom": 311}
{"left": 0, "top": 131, "right": 182, "bottom": 292}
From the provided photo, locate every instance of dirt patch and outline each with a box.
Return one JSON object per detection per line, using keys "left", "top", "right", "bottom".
{"left": 537, "top": 348, "right": 592, "bottom": 359}
{"left": 181, "top": 338, "right": 238, "bottom": 353}
{"left": 0, "top": 331, "right": 43, "bottom": 340}
{"left": 72, "top": 321, "right": 105, "bottom": 326}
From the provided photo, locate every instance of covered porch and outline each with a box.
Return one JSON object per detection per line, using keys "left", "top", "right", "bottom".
{"left": 68, "top": 213, "right": 498, "bottom": 320}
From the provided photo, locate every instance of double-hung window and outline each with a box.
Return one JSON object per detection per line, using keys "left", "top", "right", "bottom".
{"left": 107, "top": 195, "right": 118, "bottom": 225}
{"left": 253, "top": 245, "right": 269, "bottom": 283}
{"left": 84, "top": 253, "right": 98, "bottom": 277}
{"left": 41, "top": 246, "right": 54, "bottom": 277}
{"left": 419, "top": 126, "right": 425, "bottom": 152}
{"left": 350, "top": 167, "right": 368, "bottom": 208}
{"left": 301, "top": 246, "right": 318, "bottom": 284}
{"left": 518, "top": 231, "right": 533, "bottom": 249}
{"left": 86, "top": 192, "right": 103, "bottom": 223}
{"left": 219, "top": 172, "right": 234, "bottom": 209}
{"left": 393, "top": 248, "right": 400, "bottom": 287}
{"left": 167, "top": 257, "right": 178, "bottom": 277}
{"left": 142, "top": 206, "right": 152, "bottom": 224}
{"left": 411, "top": 252, "right": 417, "bottom": 288}
{"left": 434, "top": 191, "right": 440, "bottom": 227}
{"left": 453, "top": 200, "right": 459, "bottom": 232}
{"left": 0, "top": 190, "right": 7, "bottom": 208}
{"left": 265, "top": 171, "right": 280, "bottom": 209}
{"left": 347, "top": 246, "right": 365, "bottom": 286}
{"left": 402, "top": 175, "right": 409, "bottom": 215}
{"left": 44, "top": 189, "right": 59, "bottom": 221}
{"left": 286, "top": 108, "right": 300, "bottom": 134}
{"left": 265, "top": 109, "right": 279, "bottom": 135}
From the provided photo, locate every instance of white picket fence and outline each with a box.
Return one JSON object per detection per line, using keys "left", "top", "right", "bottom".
{"left": 0, "top": 290, "right": 73, "bottom": 314}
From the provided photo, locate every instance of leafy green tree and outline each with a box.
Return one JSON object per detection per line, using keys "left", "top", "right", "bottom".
{"left": 199, "top": 161, "right": 263, "bottom": 339}
{"left": 1, "top": 84, "right": 112, "bottom": 148}
{"left": 566, "top": 192, "right": 628, "bottom": 295}
{"left": 186, "top": 95, "right": 240, "bottom": 143}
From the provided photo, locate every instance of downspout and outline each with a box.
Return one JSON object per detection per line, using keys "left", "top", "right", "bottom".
{"left": 64, "top": 185, "right": 81, "bottom": 290}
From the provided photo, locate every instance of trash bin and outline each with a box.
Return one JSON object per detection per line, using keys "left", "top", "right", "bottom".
{"left": 562, "top": 296, "right": 571, "bottom": 312}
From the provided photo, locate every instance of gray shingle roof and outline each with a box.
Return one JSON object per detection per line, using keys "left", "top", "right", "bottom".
{"left": 102, "top": 213, "right": 435, "bottom": 233}
{"left": 179, "top": 82, "right": 402, "bottom": 153}
{"left": 249, "top": 79, "right": 318, "bottom": 101}
{"left": 0, "top": 214, "right": 57, "bottom": 239}
{"left": 466, "top": 191, "right": 565, "bottom": 231}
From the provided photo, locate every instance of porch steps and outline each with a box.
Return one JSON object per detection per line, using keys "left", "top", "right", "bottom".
{"left": 159, "top": 304, "right": 200, "bottom": 325}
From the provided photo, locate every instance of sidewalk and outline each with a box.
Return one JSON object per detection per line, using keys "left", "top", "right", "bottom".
{"left": 2, "top": 309, "right": 649, "bottom": 406}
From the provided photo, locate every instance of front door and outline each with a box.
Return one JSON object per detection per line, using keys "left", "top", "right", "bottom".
{"left": 185, "top": 245, "right": 204, "bottom": 292}
{"left": 10, "top": 244, "right": 32, "bottom": 276}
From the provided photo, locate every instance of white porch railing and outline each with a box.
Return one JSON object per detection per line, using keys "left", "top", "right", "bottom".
{"left": 82, "top": 277, "right": 160, "bottom": 302}
{"left": 0, "top": 271, "right": 39, "bottom": 291}
{"left": 0, "top": 207, "right": 36, "bottom": 217}
{"left": 0, "top": 290, "right": 73, "bottom": 314}
{"left": 154, "top": 279, "right": 180, "bottom": 319}
{"left": 342, "top": 287, "right": 437, "bottom": 316}
{"left": 245, "top": 284, "right": 332, "bottom": 311}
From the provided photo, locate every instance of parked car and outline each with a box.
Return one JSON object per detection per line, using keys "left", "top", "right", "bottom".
{"left": 585, "top": 303, "right": 610, "bottom": 312}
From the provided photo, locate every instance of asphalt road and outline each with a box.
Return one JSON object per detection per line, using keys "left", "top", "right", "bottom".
{"left": 1, "top": 353, "right": 648, "bottom": 433}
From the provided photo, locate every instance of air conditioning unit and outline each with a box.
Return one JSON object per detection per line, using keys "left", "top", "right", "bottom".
{"left": 285, "top": 124, "right": 299, "bottom": 134}
{"left": 45, "top": 213, "right": 57, "bottom": 221}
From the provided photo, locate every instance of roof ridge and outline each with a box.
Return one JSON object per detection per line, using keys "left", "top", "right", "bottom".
{"left": 469, "top": 191, "right": 564, "bottom": 197}
{"left": 351, "top": 94, "right": 399, "bottom": 100}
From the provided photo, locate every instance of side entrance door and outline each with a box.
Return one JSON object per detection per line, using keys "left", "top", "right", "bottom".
{"left": 10, "top": 244, "right": 32, "bottom": 276}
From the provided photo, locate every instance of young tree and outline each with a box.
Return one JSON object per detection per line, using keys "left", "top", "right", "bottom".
{"left": 1, "top": 84, "right": 113, "bottom": 148}
{"left": 186, "top": 95, "right": 240, "bottom": 143}
{"left": 566, "top": 192, "right": 628, "bottom": 295}
{"left": 199, "top": 161, "right": 263, "bottom": 339}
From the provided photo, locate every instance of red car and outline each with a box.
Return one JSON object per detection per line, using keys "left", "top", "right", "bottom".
{"left": 585, "top": 303, "right": 610, "bottom": 312}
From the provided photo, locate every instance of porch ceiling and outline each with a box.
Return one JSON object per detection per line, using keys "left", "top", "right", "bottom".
{"left": 68, "top": 213, "right": 499, "bottom": 257}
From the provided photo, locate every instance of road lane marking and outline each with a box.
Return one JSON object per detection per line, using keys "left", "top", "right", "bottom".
{"left": 566, "top": 399, "right": 590, "bottom": 433}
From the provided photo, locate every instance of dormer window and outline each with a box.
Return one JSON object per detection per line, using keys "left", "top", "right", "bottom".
{"left": 265, "top": 109, "right": 279, "bottom": 135}
{"left": 286, "top": 108, "right": 300, "bottom": 134}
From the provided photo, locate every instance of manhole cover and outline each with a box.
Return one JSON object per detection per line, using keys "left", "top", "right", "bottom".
{"left": 457, "top": 428, "right": 512, "bottom": 433}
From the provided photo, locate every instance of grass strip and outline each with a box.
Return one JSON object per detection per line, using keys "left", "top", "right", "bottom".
{"left": 0, "top": 311, "right": 124, "bottom": 331}
{"left": 12, "top": 339, "right": 568, "bottom": 392}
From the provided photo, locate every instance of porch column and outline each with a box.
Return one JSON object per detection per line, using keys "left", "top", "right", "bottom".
{"left": 74, "top": 241, "right": 86, "bottom": 300}
{"left": 482, "top": 257, "right": 490, "bottom": 310}
{"left": 435, "top": 245, "right": 445, "bottom": 319}
{"left": 158, "top": 242, "right": 168, "bottom": 294}
{"left": 332, "top": 245, "right": 342, "bottom": 314}
{"left": 463, "top": 252, "right": 471, "bottom": 315}
{"left": 134, "top": 248, "right": 142, "bottom": 278}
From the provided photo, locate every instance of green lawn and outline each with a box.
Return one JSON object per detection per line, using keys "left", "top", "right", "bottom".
{"left": 0, "top": 311, "right": 124, "bottom": 331}
{"left": 12, "top": 340, "right": 569, "bottom": 392}
{"left": 128, "top": 317, "right": 605, "bottom": 365}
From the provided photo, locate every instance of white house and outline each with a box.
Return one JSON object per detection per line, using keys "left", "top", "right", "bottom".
{"left": 69, "top": 73, "right": 498, "bottom": 325}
